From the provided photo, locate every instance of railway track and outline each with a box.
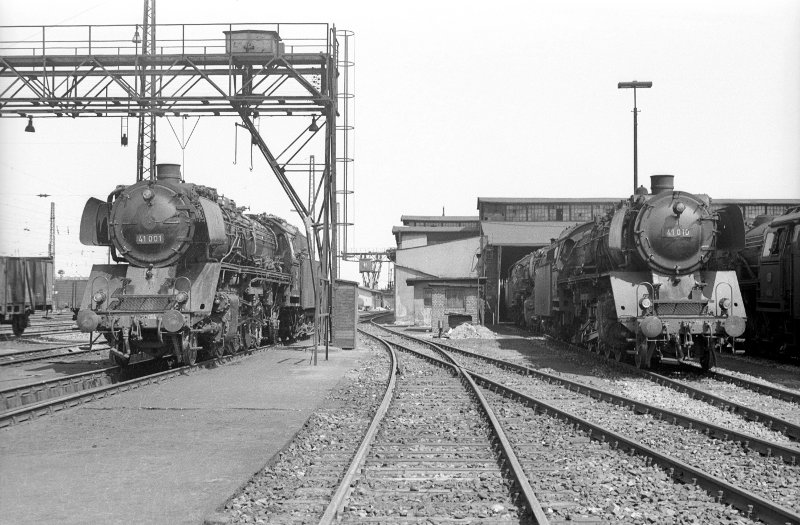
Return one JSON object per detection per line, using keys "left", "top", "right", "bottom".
{"left": 0, "top": 326, "right": 81, "bottom": 341}
{"left": 0, "top": 341, "right": 108, "bottom": 366}
{"left": 0, "top": 344, "right": 272, "bottom": 429}
{"left": 540, "top": 336, "right": 800, "bottom": 442}
{"left": 319, "top": 326, "right": 545, "bottom": 524}
{"left": 371, "top": 323, "right": 800, "bottom": 525}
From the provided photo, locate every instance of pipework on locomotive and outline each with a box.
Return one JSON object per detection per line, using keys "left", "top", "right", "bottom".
{"left": 507, "top": 175, "right": 747, "bottom": 370}
{"left": 76, "top": 164, "right": 313, "bottom": 366}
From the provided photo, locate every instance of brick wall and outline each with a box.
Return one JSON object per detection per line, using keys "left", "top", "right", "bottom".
{"left": 430, "top": 286, "right": 478, "bottom": 332}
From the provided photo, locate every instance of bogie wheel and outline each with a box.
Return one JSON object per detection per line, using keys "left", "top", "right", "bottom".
{"left": 613, "top": 347, "right": 625, "bottom": 362}
{"left": 601, "top": 344, "right": 612, "bottom": 359}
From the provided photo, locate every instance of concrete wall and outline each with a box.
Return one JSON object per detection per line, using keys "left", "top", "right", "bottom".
{"left": 393, "top": 236, "right": 480, "bottom": 325}
{"left": 400, "top": 233, "right": 428, "bottom": 249}
{"left": 393, "top": 265, "right": 433, "bottom": 324}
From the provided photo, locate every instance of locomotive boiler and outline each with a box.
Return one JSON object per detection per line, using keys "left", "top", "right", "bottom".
{"left": 76, "top": 164, "right": 313, "bottom": 366}
{"left": 515, "top": 175, "right": 747, "bottom": 370}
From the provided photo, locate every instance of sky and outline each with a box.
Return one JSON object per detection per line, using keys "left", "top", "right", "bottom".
{"left": 0, "top": 0, "right": 798, "bottom": 286}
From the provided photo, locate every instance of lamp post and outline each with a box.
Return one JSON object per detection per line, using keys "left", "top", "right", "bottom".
{"left": 617, "top": 81, "right": 652, "bottom": 194}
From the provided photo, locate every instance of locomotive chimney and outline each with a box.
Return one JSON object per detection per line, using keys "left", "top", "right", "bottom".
{"left": 650, "top": 174, "right": 675, "bottom": 194}
{"left": 156, "top": 163, "right": 182, "bottom": 182}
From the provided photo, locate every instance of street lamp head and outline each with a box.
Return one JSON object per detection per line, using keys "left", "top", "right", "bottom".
{"left": 618, "top": 81, "right": 653, "bottom": 89}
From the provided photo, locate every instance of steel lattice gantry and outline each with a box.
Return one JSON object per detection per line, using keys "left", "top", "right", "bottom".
{"left": 0, "top": 22, "right": 345, "bottom": 348}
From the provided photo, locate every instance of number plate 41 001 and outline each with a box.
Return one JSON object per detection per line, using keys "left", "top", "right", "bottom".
{"left": 136, "top": 233, "right": 164, "bottom": 244}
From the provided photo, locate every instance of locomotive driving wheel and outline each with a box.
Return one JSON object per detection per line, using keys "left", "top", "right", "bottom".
{"left": 181, "top": 333, "right": 197, "bottom": 366}
{"left": 243, "top": 320, "right": 262, "bottom": 349}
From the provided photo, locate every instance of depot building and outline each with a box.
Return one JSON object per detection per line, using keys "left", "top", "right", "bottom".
{"left": 392, "top": 191, "right": 800, "bottom": 328}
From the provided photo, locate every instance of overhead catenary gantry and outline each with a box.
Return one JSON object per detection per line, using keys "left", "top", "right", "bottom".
{"left": 0, "top": 21, "right": 354, "bottom": 349}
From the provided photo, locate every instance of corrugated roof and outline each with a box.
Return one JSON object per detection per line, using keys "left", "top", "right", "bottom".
{"left": 476, "top": 197, "right": 800, "bottom": 206}
{"left": 392, "top": 226, "right": 479, "bottom": 234}
{"left": 400, "top": 215, "right": 479, "bottom": 222}
{"left": 480, "top": 221, "right": 579, "bottom": 246}
{"left": 478, "top": 197, "right": 620, "bottom": 205}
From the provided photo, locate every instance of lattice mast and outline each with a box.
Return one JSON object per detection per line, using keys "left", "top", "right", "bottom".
{"left": 48, "top": 202, "right": 55, "bottom": 259}
{"left": 136, "top": 0, "right": 157, "bottom": 181}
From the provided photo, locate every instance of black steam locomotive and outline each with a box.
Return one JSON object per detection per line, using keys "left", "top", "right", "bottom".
{"left": 736, "top": 207, "right": 800, "bottom": 357}
{"left": 509, "top": 175, "right": 747, "bottom": 370}
{"left": 76, "top": 164, "right": 314, "bottom": 366}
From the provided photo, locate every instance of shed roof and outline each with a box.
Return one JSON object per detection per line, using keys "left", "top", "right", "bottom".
{"left": 478, "top": 197, "right": 620, "bottom": 206}
{"left": 480, "top": 221, "right": 579, "bottom": 247}
{"left": 401, "top": 215, "right": 479, "bottom": 222}
{"left": 392, "top": 226, "right": 478, "bottom": 234}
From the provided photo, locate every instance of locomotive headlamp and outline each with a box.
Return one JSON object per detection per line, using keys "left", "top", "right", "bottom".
{"left": 639, "top": 297, "right": 652, "bottom": 310}
{"left": 92, "top": 291, "right": 106, "bottom": 305}
{"left": 718, "top": 298, "right": 731, "bottom": 311}
{"left": 142, "top": 188, "right": 154, "bottom": 201}
{"left": 175, "top": 291, "right": 189, "bottom": 304}
{"left": 673, "top": 201, "right": 686, "bottom": 216}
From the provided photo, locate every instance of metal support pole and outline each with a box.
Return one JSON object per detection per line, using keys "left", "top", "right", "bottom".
{"left": 618, "top": 81, "right": 652, "bottom": 194}
{"left": 633, "top": 88, "right": 638, "bottom": 193}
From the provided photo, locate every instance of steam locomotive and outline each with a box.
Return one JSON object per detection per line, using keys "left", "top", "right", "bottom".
{"left": 509, "top": 175, "right": 747, "bottom": 370}
{"left": 76, "top": 164, "right": 314, "bottom": 366}
{"left": 736, "top": 207, "right": 800, "bottom": 357}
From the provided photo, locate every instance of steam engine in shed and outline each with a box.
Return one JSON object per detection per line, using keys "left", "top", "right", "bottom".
{"left": 512, "top": 175, "right": 747, "bottom": 370}
{"left": 736, "top": 207, "right": 800, "bottom": 357}
{"left": 76, "top": 164, "right": 313, "bottom": 366}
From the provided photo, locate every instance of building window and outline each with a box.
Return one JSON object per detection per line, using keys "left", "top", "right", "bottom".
{"left": 506, "top": 204, "right": 527, "bottom": 222}
{"left": 765, "top": 205, "right": 787, "bottom": 216}
{"left": 592, "top": 205, "right": 608, "bottom": 219}
{"left": 530, "top": 205, "right": 548, "bottom": 221}
{"left": 423, "top": 288, "right": 432, "bottom": 307}
{"left": 446, "top": 288, "right": 466, "bottom": 309}
{"left": 482, "top": 203, "right": 505, "bottom": 221}
{"left": 570, "top": 205, "right": 592, "bottom": 221}
{"left": 744, "top": 205, "right": 764, "bottom": 219}
{"left": 549, "top": 206, "right": 564, "bottom": 221}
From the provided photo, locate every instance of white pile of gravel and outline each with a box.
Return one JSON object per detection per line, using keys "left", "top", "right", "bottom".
{"left": 446, "top": 323, "right": 496, "bottom": 339}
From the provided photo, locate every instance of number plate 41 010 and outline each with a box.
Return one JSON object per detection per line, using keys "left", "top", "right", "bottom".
{"left": 663, "top": 227, "right": 693, "bottom": 238}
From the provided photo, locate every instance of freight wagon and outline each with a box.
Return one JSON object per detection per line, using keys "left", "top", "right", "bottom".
{"left": 1, "top": 256, "right": 54, "bottom": 335}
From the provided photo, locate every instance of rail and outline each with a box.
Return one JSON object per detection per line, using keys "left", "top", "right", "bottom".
{"left": 376, "top": 324, "right": 800, "bottom": 524}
